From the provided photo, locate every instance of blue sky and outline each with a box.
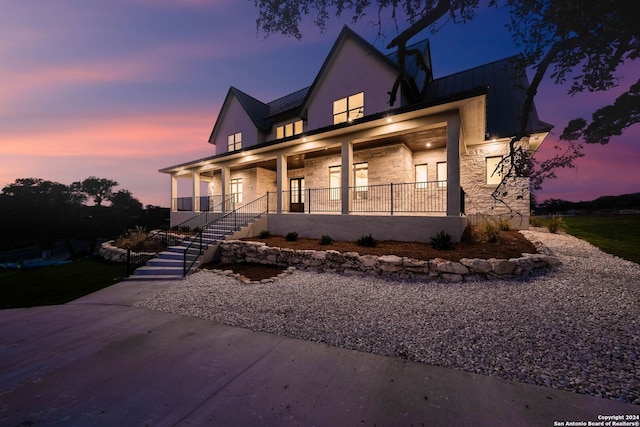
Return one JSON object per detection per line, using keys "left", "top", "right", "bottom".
{"left": 1, "top": 0, "right": 638, "bottom": 206}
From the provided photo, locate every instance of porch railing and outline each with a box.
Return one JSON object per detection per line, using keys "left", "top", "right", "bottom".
{"left": 173, "top": 194, "right": 236, "bottom": 212}
{"left": 268, "top": 181, "right": 447, "bottom": 214}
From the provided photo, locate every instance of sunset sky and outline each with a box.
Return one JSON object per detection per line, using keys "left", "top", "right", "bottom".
{"left": 2, "top": 0, "right": 639, "bottom": 207}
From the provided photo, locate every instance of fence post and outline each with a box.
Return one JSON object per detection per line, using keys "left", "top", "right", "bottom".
{"left": 390, "top": 183, "right": 394, "bottom": 216}
{"left": 308, "top": 188, "right": 311, "bottom": 214}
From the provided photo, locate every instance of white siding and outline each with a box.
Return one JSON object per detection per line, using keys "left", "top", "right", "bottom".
{"left": 305, "top": 37, "right": 398, "bottom": 130}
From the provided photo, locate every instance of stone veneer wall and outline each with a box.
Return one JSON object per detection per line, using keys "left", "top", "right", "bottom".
{"left": 218, "top": 239, "right": 560, "bottom": 283}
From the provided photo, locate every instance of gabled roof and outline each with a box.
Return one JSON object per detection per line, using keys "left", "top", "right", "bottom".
{"left": 208, "top": 87, "right": 271, "bottom": 143}
{"left": 300, "top": 26, "right": 407, "bottom": 114}
{"left": 386, "top": 38, "right": 432, "bottom": 92}
{"left": 424, "top": 56, "right": 553, "bottom": 139}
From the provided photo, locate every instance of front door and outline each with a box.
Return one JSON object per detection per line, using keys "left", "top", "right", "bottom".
{"left": 290, "top": 178, "right": 305, "bottom": 212}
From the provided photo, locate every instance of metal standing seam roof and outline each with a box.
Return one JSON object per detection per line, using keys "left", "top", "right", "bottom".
{"left": 424, "top": 56, "right": 553, "bottom": 139}
{"left": 229, "top": 87, "right": 271, "bottom": 130}
{"left": 266, "top": 87, "right": 310, "bottom": 118}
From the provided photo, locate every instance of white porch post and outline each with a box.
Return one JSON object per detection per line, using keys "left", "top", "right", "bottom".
{"left": 341, "top": 140, "right": 353, "bottom": 214}
{"left": 276, "top": 153, "right": 287, "bottom": 214}
{"left": 192, "top": 171, "right": 201, "bottom": 212}
{"left": 446, "top": 114, "right": 462, "bottom": 216}
{"left": 170, "top": 174, "right": 178, "bottom": 211}
{"left": 221, "top": 165, "right": 230, "bottom": 212}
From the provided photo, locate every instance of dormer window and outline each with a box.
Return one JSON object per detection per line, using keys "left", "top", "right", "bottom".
{"left": 276, "top": 120, "right": 303, "bottom": 139}
{"left": 227, "top": 132, "right": 242, "bottom": 152}
{"left": 333, "top": 92, "right": 364, "bottom": 124}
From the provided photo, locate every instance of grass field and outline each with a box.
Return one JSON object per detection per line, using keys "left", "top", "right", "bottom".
{"left": 0, "top": 258, "right": 125, "bottom": 309}
{"left": 533, "top": 214, "right": 640, "bottom": 264}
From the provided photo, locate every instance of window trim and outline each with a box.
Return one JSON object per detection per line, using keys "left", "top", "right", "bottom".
{"left": 486, "top": 155, "right": 504, "bottom": 185}
{"left": 333, "top": 92, "right": 364, "bottom": 125}
{"left": 276, "top": 120, "right": 304, "bottom": 139}
{"left": 227, "top": 132, "right": 242, "bottom": 152}
{"left": 230, "top": 178, "right": 243, "bottom": 203}
{"left": 415, "top": 164, "right": 428, "bottom": 189}
{"left": 436, "top": 162, "right": 447, "bottom": 188}
{"left": 329, "top": 165, "right": 341, "bottom": 201}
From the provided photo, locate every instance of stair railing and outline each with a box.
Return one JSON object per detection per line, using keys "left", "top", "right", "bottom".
{"left": 126, "top": 195, "right": 235, "bottom": 276}
{"left": 182, "top": 194, "right": 268, "bottom": 276}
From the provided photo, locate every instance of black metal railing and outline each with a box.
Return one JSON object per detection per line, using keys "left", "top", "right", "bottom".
{"left": 267, "top": 181, "right": 446, "bottom": 214}
{"left": 172, "top": 194, "right": 236, "bottom": 212}
{"left": 126, "top": 196, "right": 235, "bottom": 275}
{"left": 182, "top": 194, "right": 268, "bottom": 276}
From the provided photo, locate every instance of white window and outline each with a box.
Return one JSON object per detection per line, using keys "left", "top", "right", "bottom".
{"left": 486, "top": 156, "right": 503, "bottom": 185}
{"left": 230, "top": 178, "right": 243, "bottom": 203}
{"left": 276, "top": 120, "right": 304, "bottom": 139}
{"left": 415, "top": 164, "right": 428, "bottom": 188}
{"left": 354, "top": 162, "right": 368, "bottom": 199}
{"left": 329, "top": 166, "right": 341, "bottom": 200}
{"left": 437, "top": 162, "right": 447, "bottom": 188}
{"left": 227, "top": 132, "right": 242, "bottom": 151}
{"left": 333, "top": 92, "right": 364, "bottom": 124}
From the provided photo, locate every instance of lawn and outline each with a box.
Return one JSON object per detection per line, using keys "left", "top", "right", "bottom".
{"left": 0, "top": 258, "right": 126, "bottom": 309}
{"left": 534, "top": 214, "right": 640, "bottom": 264}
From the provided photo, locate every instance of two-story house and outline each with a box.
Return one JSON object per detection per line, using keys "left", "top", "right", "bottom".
{"left": 159, "top": 26, "right": 552, "bottom": 243}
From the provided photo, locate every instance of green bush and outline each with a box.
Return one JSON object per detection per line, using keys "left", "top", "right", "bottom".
{"left": 319, "top": 234, "right": 333, "bottom": 245}
{"left": 547, "top": 215, "right": 565, "bottom": 234}
{"left": 258, "top": 230, "right": 271, "bottom": 239}
{"left": 285, "top": 231, "right": 299, "bottom": 241}
{"left": 356, "top": 234, "right": 377, "bottom": 247}
{"left": 431, "top": 230, "right": 453, "bottom": 250}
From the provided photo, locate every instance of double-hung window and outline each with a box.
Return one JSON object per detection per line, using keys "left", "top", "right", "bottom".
{"left": 230, "top": 178, "right": 243, "bottom": 203}
{"left": 437, "top": 162, "right": 447, "bottom": 188}
{"left": 354, "top": 162, "right": 368, "bottom": 199}
{"left": 227, "top": 132, "right": 242, "bottom": 152}
{"left": 333, "top": 92, "right": 364, "bottom": 124}
{"left": 329, "top": 166, "right": 341, "bottom": 200}
{"left": 415, "top": 164, "right": 428, "bottom": 189}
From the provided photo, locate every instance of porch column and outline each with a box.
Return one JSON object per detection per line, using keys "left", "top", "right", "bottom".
{"left": 341, "top": 140, "right": 353, "bottom": 214}
{"left": 171, "top": 174, "right": 178, "bottom": 211}
{"left": 276, "top": 153, "right": 287, "bottom": 214}
{"left": 221, "top": 165, "right": 230, "bottom": 212}
{"left": 446, "top": 114, "right": 462, "bottom": 216}
{"left": 192, "top": 171, "right": 201, "bottom": 212}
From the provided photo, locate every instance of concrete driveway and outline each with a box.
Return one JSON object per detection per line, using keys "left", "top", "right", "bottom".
{"left": 1, "top": 280, "right": 638, "bottom": 426}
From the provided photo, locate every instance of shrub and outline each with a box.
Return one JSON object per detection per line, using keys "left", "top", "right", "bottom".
{"left": 319, "top": 234, "right": 333, "bottom": 245}
{"left": 356, "top": 234, "right": 377, "bottom": 247}
{"left": 479, "top": 220, "right": 500, "bottom": 243}
{"left": 285, "top": 231, "right": 299, "bottom": 241}
{"left": 258, "top": 230, "right": 271, "bottom": 239}
{"left": 547, "top": 215, "right": 565, "bottom": 234}
{"left": 497, "top": 217, "right": 512, "bottom": 231}
{"left": 431, "top": 230, "right": 453, "bottom": 250}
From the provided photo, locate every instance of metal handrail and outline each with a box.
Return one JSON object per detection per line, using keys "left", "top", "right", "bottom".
{"left": 182, "top": 194, "right": 268, "bottom": 276}
{"left": 126, "top": 195, "right": 235, "bottom": 275}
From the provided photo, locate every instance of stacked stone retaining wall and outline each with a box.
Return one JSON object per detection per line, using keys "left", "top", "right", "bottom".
{"left": 219, "top": 240, "right": 561, "bottom": 283}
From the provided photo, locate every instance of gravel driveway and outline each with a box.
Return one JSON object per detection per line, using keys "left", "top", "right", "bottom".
{"left": 136, "top": 229, "right": 640, "bottom": 404}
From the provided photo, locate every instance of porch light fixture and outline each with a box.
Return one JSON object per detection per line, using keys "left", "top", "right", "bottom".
{"left": 386, "top": 117, "right": 392, "bottom": 123}
{"left": 426, "top": 143, "right": 432, "bottom": 148}
{"left": 302, "top": 137, "right": 307, "bottom": 142}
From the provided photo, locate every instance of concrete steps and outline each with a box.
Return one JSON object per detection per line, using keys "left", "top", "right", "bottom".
{"left": 126, "top": 213, "right": 255, "bottom": 281}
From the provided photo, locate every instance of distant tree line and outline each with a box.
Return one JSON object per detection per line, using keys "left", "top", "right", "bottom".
{"left": 0, "top": 177, "right": 169, "bottom": 258}
{"left": 535, "top": 193, "right": 640, "bottom": 215}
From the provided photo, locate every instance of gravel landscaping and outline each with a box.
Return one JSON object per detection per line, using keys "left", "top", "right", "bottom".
{"left": 135, "top": 229, "right": 640, "bottom": 405}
